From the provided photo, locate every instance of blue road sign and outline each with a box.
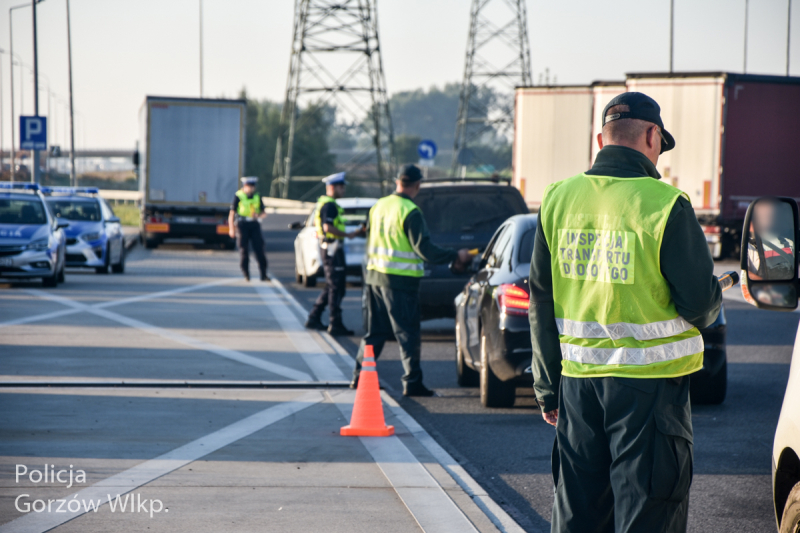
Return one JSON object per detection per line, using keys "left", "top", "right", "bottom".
{"left": 20, "top": 116, "right": 47, "bottom": 151}
{"left": 417, "top": 139, "right": 437, "bottom": 160}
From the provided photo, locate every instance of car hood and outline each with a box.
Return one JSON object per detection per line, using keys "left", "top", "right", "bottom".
{"left": 0, "top": 224, "right": 49, "bottom": 245}
{"left": 63, "top": 220, "right": 102, "bottom": 238}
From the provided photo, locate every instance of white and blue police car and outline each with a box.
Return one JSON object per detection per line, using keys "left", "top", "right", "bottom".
{"left": 0, "top": 183, "right": 68, "bottom": 286}
{"left": 42, "top": 187, "right": 125, "bottom": 274}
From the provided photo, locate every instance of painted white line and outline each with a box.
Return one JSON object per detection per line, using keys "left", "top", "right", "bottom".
{"left": 1, "top": 278, "right": 239, "bottom": 329}
{"left": 0, "top": 391, "right": 324, "bottom": 533}
{"left": 255, "top": 284, "right": 346, "bottom": 381}
{"left": 269, "top": 276, "right": 357, "bottom": 370}
{"left": 327, "top": 390, "right": 478, "bottom": 533}
{"left": 269, "top": 274, "right": 525, "bottom": 532}
{"left": 22, "top": 289, "right": 315, "bottom": 382}
{"left": 381, "top": 391, "right": 527, "bottom": 533}
{"left": 89, "top": 307, "right": 315, "bottom": 382}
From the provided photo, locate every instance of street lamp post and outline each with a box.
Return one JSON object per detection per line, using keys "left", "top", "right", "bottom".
{"left": 8, "top": 3, "right": 29, "bottom": 182}
{"left": 31, "top": 0, "right": 41, "bottom": 184}
{"left": 789, "top": 0, "right": 793, "bottom": 76}
{"left": 66, "top": 0, "right": 76, "bottom": 186}
{"left": 199, "top": 0, "right": 203, "bottom": 97}
{"left": 744, "top": 0, "right": 749, "bottom": 73}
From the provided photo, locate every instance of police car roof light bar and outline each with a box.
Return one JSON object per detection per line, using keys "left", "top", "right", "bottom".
{"left": 0, "top": 182, "right": 40, "bottom": 191}
{"left": 42, "top": 186, "right": 100, "bottom": 195}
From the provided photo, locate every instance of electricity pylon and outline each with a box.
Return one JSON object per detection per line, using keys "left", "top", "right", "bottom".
{"left": 272, "top": 0, "right": 395, "bottom": 198}
{"left": 452, "top": 0, "right": 532, "bottom": 176}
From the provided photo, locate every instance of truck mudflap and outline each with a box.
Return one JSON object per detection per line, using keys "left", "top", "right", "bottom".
{"left": 702, "top": 225, "right": 722, "bottom": 260}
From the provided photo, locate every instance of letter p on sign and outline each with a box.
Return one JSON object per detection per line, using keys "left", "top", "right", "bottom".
{"left": 20, "top": 116, "right": 47, "bottom": 151}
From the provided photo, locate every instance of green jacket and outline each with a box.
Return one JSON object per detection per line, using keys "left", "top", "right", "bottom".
{"left": 529, "top": 145, "right": 722, "bottom": 412}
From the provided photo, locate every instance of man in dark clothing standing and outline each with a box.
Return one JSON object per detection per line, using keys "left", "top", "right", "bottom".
{"left": 351, "top": 164, "right": 473, "bottom": 396}
{"left": 529, "top": 93, "right": 722, "bottom": 532}
{"left": 305, "top": 172, "right": 362, "bottom": 336}
{"left": 228, "top": 176, "right": 269, "bottom": 282}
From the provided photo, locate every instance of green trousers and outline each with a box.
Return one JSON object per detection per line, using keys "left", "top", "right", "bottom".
{"left": 552, "top": 376, "right": 693, "bottom": 533}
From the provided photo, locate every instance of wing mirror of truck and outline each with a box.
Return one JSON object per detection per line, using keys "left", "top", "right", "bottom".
{"left": 288, "top": 221, "right": 304, "bottom": 230}
{"left": 740, "top": 197, "right": 799, "bottom": 311}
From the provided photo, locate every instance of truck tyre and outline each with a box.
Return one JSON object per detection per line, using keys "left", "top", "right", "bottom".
{"left": 224, "top": 238, "right": 236, "bottom": 251}
{"left": 690, "top": 359, "right": 727, "bottom": 405}
{"left": 780, "top": 481, "right": 800, "bottom": 533}
{"left": 144, "top": 237, "right": 159, "bottom": 249}
{"left": 111, "top": 246, "right": 125, "bottom": 273}
{"left": 456, "top": 322, "right": 479, "bottom": 387}
{"left": 480, "top": 328, "right": 515, "bottom": 408}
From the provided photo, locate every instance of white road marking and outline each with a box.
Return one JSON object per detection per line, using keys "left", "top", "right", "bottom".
{"left": 0, "top": 391, "right": 324, "bottom": 533}
{"left": 19, "top": 288, "right": 315, "bottom": 382}
{"left": 1, "top": 278, "right": 238, "bottom": 329}
{"left": 327, "top": 390, "right": 478, "bottom": 533}
{"left": 381, "top": 391, "right": 527, "bottom": 533}
{"left": 255, "top": 285, "right": 346, "bottom": 381}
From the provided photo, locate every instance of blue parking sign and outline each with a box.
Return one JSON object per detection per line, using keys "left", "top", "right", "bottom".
{"left": 20, "top": 116, "right": 47, "bottom": 151}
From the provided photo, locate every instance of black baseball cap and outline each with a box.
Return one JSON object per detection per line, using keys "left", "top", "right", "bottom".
{"left": 398, "top": 164, "right": 423, "bottom": 183}
{"left": 602, "top": 92, "right": 675, "bottom": 153}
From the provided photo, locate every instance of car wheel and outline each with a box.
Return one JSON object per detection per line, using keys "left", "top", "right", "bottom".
{"left": 780, "top": 481, "right": 800, "bottom": 533}
{"left": 144, "top": 236, "right": 159, "bottom": 249}
{"left": 690, "top": 359, "right": 727, "bottom": 405}
{"left": 42, "top": 270, "right": 58, "bottom": 288}
{"left": 95, "top": 247, "right": 110, "bottom": 274}
{"left": 111, "top": 244, "right": 125, "bottom": 273}
{"left": 455, "top": 322, "right": 479, "bottom": 387}
{"left": 479, "top": 327, "right": 515, "bottom": 408}
{"left": 295, "top": 264, "right": 303, "bottom": 284}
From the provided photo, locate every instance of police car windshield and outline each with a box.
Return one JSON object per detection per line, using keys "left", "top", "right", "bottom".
{"left": 0, "top": 198, "right": 48, "bottom": 225}
{"left": 46, "top": 199, "right": 101, "bottom": 222}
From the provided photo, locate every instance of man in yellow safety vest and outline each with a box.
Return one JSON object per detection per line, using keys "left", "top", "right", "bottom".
{"left": 228, "top": 176, "right": 268, "bottom": 282}
{"left": 529, "top": 92, "right": 722, "bottom": 532}
{"left": 350, "top": 164, "right": 473, "bottom": 396}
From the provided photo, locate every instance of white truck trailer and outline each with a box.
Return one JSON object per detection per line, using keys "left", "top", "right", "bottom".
{"left": 138, "top": 96, "right": 246, "bottom": 249}
{"left": 513, "top": 72, "right": 800, "bottom": 258}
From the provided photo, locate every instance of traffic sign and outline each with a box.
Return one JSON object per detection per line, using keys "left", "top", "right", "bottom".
{"left": 20, "top": 116, "right": 47, "bottom": 151}
{"left": 417, "top": 139, "right": 437, "bottom": 160}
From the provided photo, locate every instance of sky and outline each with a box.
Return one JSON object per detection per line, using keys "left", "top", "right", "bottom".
{"left": 0, "top": 0, "right": 797, "bottom": 150}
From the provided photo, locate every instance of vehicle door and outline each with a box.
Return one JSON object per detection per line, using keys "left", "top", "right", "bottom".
{"left": 301, "top": 208, "right": 321, "bottom": 275}
{"left": 465, "top": 223, "right": 513, "bottom": 362}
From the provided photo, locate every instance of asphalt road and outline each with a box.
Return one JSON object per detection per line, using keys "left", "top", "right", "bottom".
{"left": 268, "top": 212, "right": 800, "bottom": 533}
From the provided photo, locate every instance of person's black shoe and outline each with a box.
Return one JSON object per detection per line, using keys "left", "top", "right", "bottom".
{"left": 328, "top": 323, "right": 355, "bottom": 336}
{"left": 403, "top": 384, "right": 437, "bottom": 397}
{"left": 349, "top": 377, "right": 359, "bottom": 389}
{"left": 243, "top": 272, "right": 250, "bottom": 281}
{"left": 304, "top": 316, "right": 327, "bottom": 330}
{"left": 260, "top": 273, "right": 270, "bottom": 282}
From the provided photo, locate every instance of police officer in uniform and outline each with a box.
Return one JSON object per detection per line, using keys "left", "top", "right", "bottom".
{"left": 228, "top": 176, "right": 269, "bottom": 282}
{"left": 351, "top": 164, "right": 472, "bottom": 397}
{"left": 529, "top": 93, "right": 722, "bottom": 532}
{"left": 305, "top": 172, "right": 361, "bottom": 336}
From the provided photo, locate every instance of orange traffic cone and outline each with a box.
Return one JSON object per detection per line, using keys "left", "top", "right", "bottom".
{"left": 340, "top": 345, "right": 394, "bottom": 437}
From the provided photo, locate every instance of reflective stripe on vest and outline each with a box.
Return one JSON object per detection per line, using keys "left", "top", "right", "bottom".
{"left": 314, "top": 195, "right": 346, "bottom": 240}
{"left": 555, "top": 316, "right": 695, "bottom": 341}
{"left": 236, "top": 190, "right": 261, "bottom": 218}
{"left": 540, "top": 173, "right": 703, "bottom": 379}
{"left": 366, "top": 195, "right": 424, "bottom": 278}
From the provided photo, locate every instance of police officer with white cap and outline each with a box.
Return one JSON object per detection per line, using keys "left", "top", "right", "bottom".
{"left": 228, "top": 176, "right": 269, "bottom": 282}
{"left": 305, "top": 172, "right": 362, "bottom": 336}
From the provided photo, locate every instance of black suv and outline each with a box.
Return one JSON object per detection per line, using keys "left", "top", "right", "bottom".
{"left": 413, "top": 179, "right": 529, "bottom": 320}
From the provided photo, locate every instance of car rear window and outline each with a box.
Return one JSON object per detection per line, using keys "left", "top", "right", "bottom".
{"left": 47, "top": 199, "right": 102, "bottom": 221}
{"left": 0, "top": 198, "right": 48, "bottom": 225}
{"left": 415, "top": 188, "right": 526, "bottom": 234}
{"left": 342, "top": 207, "right": 370, "bottom": 225}
{"left": 518, "top": 228, "right": 536, "bottom": 263}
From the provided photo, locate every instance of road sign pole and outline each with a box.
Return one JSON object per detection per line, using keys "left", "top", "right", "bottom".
{"left": 66, "top": 0, "right": 77, "bottom": 187}
{"left": 31, "top": 0, "right": 39, "bottom": 184}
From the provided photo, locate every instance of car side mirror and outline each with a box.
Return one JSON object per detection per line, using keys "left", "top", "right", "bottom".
{"left": 105, "top": 216, "right": 121, "bottom": 224}
{"left": 288, "top": 221, "right": 304, "bottom": 230}
{"left": 55, "top": 218, "right": 70, "bottom": 230}
{"left": 740, "top": 197, "right": 799, "bottom": 311}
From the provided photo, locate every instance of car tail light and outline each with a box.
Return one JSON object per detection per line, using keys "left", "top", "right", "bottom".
{"left": 498, "top": 284, "right": 529, "bottom": 316}
{"left": 702, "top": 225, "right": 720, "bottom": 235}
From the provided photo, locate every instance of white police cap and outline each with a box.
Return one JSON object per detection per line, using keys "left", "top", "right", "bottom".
{"left": 322, "top": 172, "right": 347, "bottom": 186}
{"left": 240, "top": 176, "right": 258, "bottom": 185}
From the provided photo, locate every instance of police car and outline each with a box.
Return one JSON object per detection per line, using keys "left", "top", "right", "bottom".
{"left": 0, "top": 183, "right": 67, "bottom": 286}
{"left": 43, "top": 187, "right": 125, "bottom": 274}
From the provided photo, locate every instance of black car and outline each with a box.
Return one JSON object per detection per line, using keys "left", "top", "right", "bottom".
{"left": 413, "top": 179, "right": 529, "bottom": 320}
{"left": 454, "top": 214, "right": 728, "bottom": 408}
